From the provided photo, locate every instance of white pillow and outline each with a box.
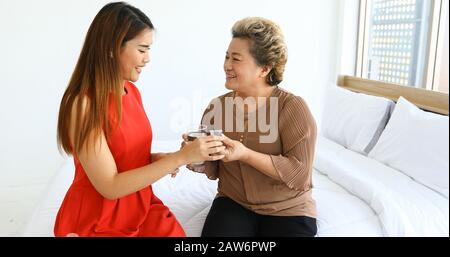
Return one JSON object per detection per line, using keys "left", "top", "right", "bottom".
{"left": 321, "top": 85, "right": 394, "bottom": 154}
{"left": 368, "top": 97, "right": 449, "bottom": 198}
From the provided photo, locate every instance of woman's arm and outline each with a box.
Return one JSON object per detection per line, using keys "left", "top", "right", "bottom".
{"left": 220, "top": 96, "right": 317, "bottom": 190}
{"left": 71, "top": 97, "right": 225, "bottom": 200}
{"left": 220, "top": 137, "right": 280, "bottom": 181}
{"left": 241, "top": 148, "right": 280, "bottom": 180}
{"left": 76, "top": 132, "right": 224, "bottom": 200}
{"left": 151, "top": 152, "right": 169, "bottom": 162}
{"left": 76, "top": 131, "right": 185, "bottom": 200}
{"left": 151, "top": 152, "right": 180, "bottom": 177}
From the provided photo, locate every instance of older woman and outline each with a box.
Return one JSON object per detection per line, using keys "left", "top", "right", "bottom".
{"left": 185, "top": 17, "right": 317, "bottom": 237}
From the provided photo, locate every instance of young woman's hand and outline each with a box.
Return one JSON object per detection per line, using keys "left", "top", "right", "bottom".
{"left": 219, "top": 135, "right": 249, "bottom": 162}
{"left": 177, "top": 135, "right": 225, "bottom": 165}
{"left": 181, "top": 135, "right": 206, "bottom": 173}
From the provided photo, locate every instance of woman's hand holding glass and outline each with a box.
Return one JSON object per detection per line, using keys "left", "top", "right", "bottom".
{"left": 217, "top": 135, "right": 249, "bottom": 162}
{"left": 179, "top": 134, "right": 226, "bottom": 167}
{"left": 182, "top": 133, "right": 249, "bottom": 174}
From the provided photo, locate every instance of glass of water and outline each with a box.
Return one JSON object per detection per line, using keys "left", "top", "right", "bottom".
{"left": 186, "top": 124, "right": 208, "bottom": 165}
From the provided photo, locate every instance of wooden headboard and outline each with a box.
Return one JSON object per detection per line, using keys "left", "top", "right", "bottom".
{"left": 337, "top": 75, "right": 449, "bottom": 115}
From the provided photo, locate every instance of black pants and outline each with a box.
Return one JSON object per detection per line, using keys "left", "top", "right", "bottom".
{"left": 201, "top": 197, "right": 317, "bottom": 237}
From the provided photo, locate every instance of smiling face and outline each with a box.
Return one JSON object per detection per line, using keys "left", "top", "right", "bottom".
{"left": 119, "top": 29, "right": 153, "bottom": 82}
{"left": 224, "top": 38, "right": 267, "bottom": 93}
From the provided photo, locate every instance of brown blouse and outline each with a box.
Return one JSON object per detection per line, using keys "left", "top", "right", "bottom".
{"left": 200, "top": 86, "right": 317, "bottom": 217}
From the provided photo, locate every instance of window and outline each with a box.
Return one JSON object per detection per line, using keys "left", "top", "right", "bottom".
{"left": 357, "top": 0, "right": 449, "bottom": 93}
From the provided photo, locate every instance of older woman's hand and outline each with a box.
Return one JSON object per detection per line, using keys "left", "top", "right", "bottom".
{"left": 219, "top": 135, "right": 249, "bottom": 162}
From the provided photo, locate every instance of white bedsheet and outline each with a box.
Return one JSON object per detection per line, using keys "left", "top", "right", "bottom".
{"left": 21, "top": 137, "right": 447, "bottom": 237}
{"left": 315, "top": 136, "right": 449, "bottom": 236}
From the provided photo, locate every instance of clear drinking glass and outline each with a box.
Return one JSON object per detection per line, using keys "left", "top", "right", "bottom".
{"left": 186, "top": 124, "right": 208, "bottom": 165}
{"left": 208, "top": 129, "right": 223, "bottom": 136}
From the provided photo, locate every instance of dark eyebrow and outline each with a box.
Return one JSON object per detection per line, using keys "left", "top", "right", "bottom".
{"left": 226, "top": 52, "right": 243, "bottom": 57}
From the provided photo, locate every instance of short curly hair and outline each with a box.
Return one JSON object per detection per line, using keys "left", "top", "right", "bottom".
{"left": 232, "top": 17, "right": 287, "bottom": 86}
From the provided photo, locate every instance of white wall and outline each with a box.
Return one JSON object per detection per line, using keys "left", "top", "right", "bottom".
{"left": 0, "top": 0, "right": 351, "bottom": 235}
{"left": 334, "top": 0, "right": 359, "bottom": 77}
{"left": 437, "top": 5, "right": 449, "bottom": 93}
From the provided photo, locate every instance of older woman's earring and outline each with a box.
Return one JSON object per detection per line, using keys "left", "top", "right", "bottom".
{"left": 109, "top": 51, "right": 114, "bottom": 58}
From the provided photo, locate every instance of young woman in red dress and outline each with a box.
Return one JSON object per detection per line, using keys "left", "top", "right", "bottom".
{"left": 55, "top": 2, "right": 225, "bottom": 237}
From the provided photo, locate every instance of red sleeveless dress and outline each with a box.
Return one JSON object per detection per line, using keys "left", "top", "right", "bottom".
{"left": 54, "top": 81, "right": 185, "bottom": 237}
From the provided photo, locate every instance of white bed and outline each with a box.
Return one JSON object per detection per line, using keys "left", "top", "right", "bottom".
{"left": 21, "top": 76, "right": 449, "bottom": 237}
{"left": 21, "top": 136, "right": 448, "bottom": 237}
